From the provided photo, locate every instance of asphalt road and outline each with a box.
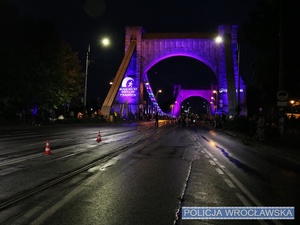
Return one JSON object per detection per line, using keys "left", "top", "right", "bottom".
{"left": 0, "top": 121, "right": 298, "bottom": 225}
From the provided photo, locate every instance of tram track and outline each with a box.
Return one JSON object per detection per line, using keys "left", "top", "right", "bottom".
{"left": 0, "top": 123, "right": 176, "bottom": 213}
{"left": 0, "top": 127, "right": 139, "bottom": 167}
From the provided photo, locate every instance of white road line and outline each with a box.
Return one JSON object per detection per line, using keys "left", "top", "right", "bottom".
{"left": 209, "top": 160, "right": 216, "bottom": 165}
{"left": 215, "top": 167, "right": 224, "bottom": 174}
{"left": 212, "top": 157, "right": 218, "bottom": 162}
{"left": 236, "top": 193, "right": 271, "bottom": 225}
{"left": 187, "top": 130, "right": 284, "bottom": 225}
{"left": 224, "top": 178, "right": 235, "bottom": 188}
{"left": 236, "top": 192, "right": 251, "bottom": 206}
{"left": 207, "top": 152, "right": 213, "bottom": 157}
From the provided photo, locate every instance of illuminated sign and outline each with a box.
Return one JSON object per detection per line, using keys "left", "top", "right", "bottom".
{"left": 119, "top": 77, "right": 137, "bottom": 97}
{"left": 116, "top": 76, "right": 138, "bottom": 104}
{"left": 219, "top": 88, "right": 244, "bottom": 93}
{"left": 219, "top": 88, "right": 227, "bottom": 93}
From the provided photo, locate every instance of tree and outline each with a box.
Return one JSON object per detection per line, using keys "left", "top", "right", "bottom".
{"left": 240, "top": 0, "right": 300, "bottom": 112}
{"left": 240, "top": 0, "right": 279, "bottom": 110}
{"left": 0, "top": 1, "right": 83, "bottom": 121}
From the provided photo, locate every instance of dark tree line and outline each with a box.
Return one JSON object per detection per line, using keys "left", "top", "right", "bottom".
{"left": 240, "top": 0, "right": 300, "bottom": 115}
{"left": 0, "top": 1, "right": 83, "bottom": 122}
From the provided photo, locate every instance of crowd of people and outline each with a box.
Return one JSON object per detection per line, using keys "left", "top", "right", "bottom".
{"left": 176, "top": 111, "right": 299, "bottom": 142}
{"left": 7, "top": 105, "right": 300, "bottom": 141}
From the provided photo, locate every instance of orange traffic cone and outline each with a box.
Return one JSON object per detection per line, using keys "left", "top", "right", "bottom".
{"left": 96, "top": 131, "right": 102, "bottom": 143}
{"left": 44, "top": 140, "right": 51, "bottom": 155}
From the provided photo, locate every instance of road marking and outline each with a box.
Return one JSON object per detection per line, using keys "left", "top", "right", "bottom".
{"left": 215, "top": 167, "right": 224, "bottom": 174}
{"left": 209, "top": 160, "right": 216, "bottom": 165}
{"left": 206, "top": 152, "right": 213, "bottom": 157}
{"left": 212, "top": 157, "right": 218, "bottom": 162}
{"left": 236, "top": 193, "right": 270, "bottom": 225}
{"left": 224, "top": 178, "right": 235, "bottom": 188}
{"left": 236, "top": 192, "right": 251, "bottom": 206}
{"left": 187, "top": 130, "right": 284, "bottom": 225}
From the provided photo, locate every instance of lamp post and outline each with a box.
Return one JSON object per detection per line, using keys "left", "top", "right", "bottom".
{"left": 290, "top": 100, "right": 295, "bottom": 113}
{"left": 83, "top": 38, "right": 110, "bottom": 114}
{"left": 83, "top": 45, "right": 90, "bottom": 114}
{"left": 109, "top": 78, "right": 114, "bottom": 85}
{"left": 213, "top": 90, "right": 218, "bottom": 113}
{"left": 155, "top": 89, "right": 162, "bottom": 107}
{"left": 214, "top": 35, "right": 223, "bottom": 114}
{"left": 155, "top": 89, "right": 162, "bottom": 113}
{"left": 155, "top": 89, "right": 162, "bottom": 99}
{"left": 236, "top": 42, "right": 241, "bottom": 116}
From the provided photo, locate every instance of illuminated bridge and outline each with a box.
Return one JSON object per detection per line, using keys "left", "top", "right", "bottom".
{"left": 101, "top": 25, "right": 246, "bottom": 119}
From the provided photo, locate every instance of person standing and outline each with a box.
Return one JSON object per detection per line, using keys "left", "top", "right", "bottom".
{"left": 257, "top": 114, "right": 265, "bottom": 142}
{"left": 221, "top": 113, "right": 227, "bottom": 130}
{"left": 155, "top": 112, "right": 159, "bottom": 127}
{"left": 278, "top": 113, "right": 285, "bottom": 137}
{"left": 289, "top": 114, "right": 296, "bottom": 133}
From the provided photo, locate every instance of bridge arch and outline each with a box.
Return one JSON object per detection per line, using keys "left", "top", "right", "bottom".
{"left": 101, "top": 25, "right": 246, "bottom": 119}
{"left": 172, "top": 87, "right": 214, "bottom": 117}
{"left": 142, "top": 49, "right": 217, "bottom": 79}
{"left": 180, "top": 96, "right": 212, "bottom": 115}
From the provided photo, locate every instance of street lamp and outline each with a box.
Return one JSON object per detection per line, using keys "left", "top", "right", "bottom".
{"left": 170, "top": 101, "right": 177, "bottom": 118}
{"left": 101, "top": 38, "right": 110, "bottom": 46}
{"left": 155, "top": 89, "right": 162, "bottom": 112}
{"left": 214, "top": 35, "right": 223, "bottom": 114}
{"left": 83, "top": 44, "right": 90, "bottom": 114}
{"left": 215, "top": 36, "right": 223, "bottom": 44}
{"left": 83, "top": 38, "right": 110, "bottom": 114}
{"left": 290, "top": 100, "right": 295, "bottom": 113}
{"left": 109, "top": 78, "right": 114, "bottom": 85}
{"left": 155, "top": 89, "right": 162, "bottom": 100}
{"left": 236, "top": 42, "right": 241, "bottom": 116}
{"left": 213, "top": 90, "right": 218, "bottom": 113}
{"left": 215, "top": 34, "right": 241, "bottom": 116}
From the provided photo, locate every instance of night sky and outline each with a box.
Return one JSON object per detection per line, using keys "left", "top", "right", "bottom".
{"left": 8, "top": 0, "right": 261, "bottom": 108}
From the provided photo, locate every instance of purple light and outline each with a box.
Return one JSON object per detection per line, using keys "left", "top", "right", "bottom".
{"left": 109, "top": 25, "right": 246, "bottom": 118}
